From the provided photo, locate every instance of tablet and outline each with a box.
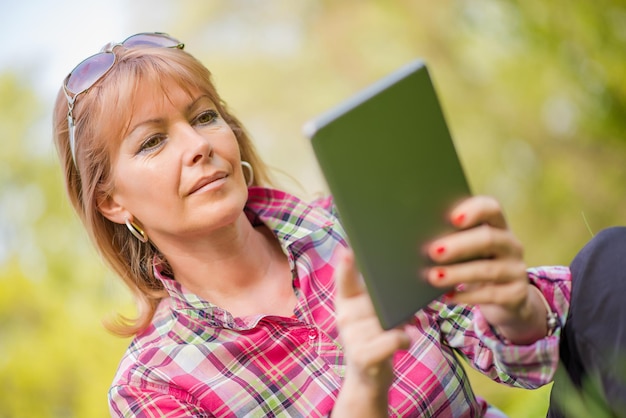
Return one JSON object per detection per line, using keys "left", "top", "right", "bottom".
{"left": 303, "top": 59, "right": 471, "bottom": 330}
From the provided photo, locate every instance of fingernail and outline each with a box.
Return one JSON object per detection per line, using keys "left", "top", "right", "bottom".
{"left": 435, "top": 268, "right": 446, "bottom": 280}
{"left": 453, "top": 213, "right": 466, "bottom": 226}
{"left": 443, "top": 290, "right": 455, "bottom": 300}
{"left": 435, "top": 246, "right": 445, "bottom": 255}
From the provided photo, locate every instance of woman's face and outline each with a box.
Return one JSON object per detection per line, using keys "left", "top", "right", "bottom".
{"left": 98, "top": 78, "right": 249, "bottom": 243}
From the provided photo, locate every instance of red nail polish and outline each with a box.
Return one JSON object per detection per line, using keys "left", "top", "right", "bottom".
{"left": 454, "top": 213, "right": 465, "bottom": 226}
{"left": 436, "top": 268, "right": 446, "bottom": 280}
{"left": 443, "top": 290, "right": 455, "bottom": 300}
{"left": 435, "top": 246, "right": 445, "bottom": 255}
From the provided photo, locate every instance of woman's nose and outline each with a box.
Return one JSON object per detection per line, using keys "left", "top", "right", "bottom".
{"left": 179, "top": 125, "right": 212, "bottom": 165}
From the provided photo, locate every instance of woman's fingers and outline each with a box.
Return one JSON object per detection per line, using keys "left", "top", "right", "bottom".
{"left": 335, "top": 247, "right": 376, "bottom": 327}
{"left": 430, "top": 261, "right": 528, "bottom": 308}
{"left": 341, "top": 317, "right": 410, "bottom": 362}
{"left": 334, "top": 247, "right": 410, "bottom": 383}
{"left": 426, "top": 196, "right": 520, "bottom": 266}
{"left": 448, "top": 195, "right": 508, "bottom": 230}
{"left": 425, "top": 195, "right": 544, "bottom": 342}
{"left": 349, "top": 330, "right": 411, "bottom": 376}
{"left": 335, "top": 247, "right": 365, "bottom": 300}
{"left": 428, "top": 224, "right": 524, "bottom": 265}
{"left": 448, "top": 279, "right": 528, "bottom": 308}
{"left": 423, "top": 195, "right": 529, "bottom": 312}
{"left": 425, "top": 226, "right": 527, "bottom": 309}
{"left": 427, "top": 257, "right": 528, "bottom": 288}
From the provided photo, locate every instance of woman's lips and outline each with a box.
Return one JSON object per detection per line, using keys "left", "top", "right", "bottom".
{"left": 188, "top": 173, "right": 228, "bottom": 195}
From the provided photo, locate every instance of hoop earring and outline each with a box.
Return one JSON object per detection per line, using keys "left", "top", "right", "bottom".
{"left": 125, "top": 217, "right": 148, "bottom": 243}
{"left": 241, "top": 161, "right": 254, "bottom": 187}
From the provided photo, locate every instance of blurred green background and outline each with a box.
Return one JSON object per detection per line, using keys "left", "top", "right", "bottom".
{"left": 1, "top": 0, "right": 625, "bottom": 416}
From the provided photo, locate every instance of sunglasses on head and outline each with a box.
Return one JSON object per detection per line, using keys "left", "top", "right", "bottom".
{"left": 62, "top": 32, "right": 184, "bottom": 165}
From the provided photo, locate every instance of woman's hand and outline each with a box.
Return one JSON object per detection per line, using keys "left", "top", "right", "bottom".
{"left": 332, "top": 248, "right": 410, "bottom": 417}
{"left": 425, "top": 196, "right": 549, "bottom": 344}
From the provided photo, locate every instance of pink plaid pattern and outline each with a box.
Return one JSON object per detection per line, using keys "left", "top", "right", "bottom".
{"left": 109, "top": 187, "right": 571, "bottom": 417}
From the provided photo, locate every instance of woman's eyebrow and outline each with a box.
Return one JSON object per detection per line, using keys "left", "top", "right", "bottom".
{"left": 186, "top": 95, "right": 215, "bottom": 113}
{"left": 127, "top": 118, "right": 164, "bottom": 137}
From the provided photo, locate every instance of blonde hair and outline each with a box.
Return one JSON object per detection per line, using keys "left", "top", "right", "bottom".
{"left": 53, "top": 46, "right": 271, "bottom": 337}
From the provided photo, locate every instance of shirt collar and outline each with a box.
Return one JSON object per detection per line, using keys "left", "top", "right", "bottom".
{"left": 245, "top": 187, "right": 335, "bottom": 247}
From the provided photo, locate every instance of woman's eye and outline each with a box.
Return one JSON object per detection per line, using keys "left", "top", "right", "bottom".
{"left": 194, "top": 109, "right": 219, "bottom": 125}
{"left": 140, "top": 135, "right": 165, "bottom": 152}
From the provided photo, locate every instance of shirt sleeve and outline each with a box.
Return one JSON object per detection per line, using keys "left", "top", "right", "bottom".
{"left": 109, "top": 384, "right": 208, "bottom": 418}
{"left": 437, "top": 265, "right": 571, "bottom": 389}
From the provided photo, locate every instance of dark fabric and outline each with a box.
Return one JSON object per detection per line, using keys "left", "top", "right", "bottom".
{"left": 548, "top": 227, "right": 626, "bottom": 417}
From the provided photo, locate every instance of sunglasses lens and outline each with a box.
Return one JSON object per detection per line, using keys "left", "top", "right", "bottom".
{"left": 66, "top": 52, "right": 116, "bottom": 94}
{"left": 123, "top": 33, "right": 182, "bottom": 49}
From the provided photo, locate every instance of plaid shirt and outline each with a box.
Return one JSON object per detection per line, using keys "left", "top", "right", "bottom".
{"left": 109, "top": 187, "right": 571, "bottom": 417}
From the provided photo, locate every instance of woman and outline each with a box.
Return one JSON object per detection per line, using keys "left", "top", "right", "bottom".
{"left": 53, "top": 32, "right": 571, "bottom": 417}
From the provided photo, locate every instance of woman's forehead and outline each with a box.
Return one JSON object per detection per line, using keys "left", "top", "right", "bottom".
{"left": 127, "top": 82, "right": 211, "bottom": 126}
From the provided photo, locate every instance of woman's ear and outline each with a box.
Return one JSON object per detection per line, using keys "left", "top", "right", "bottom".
{"left": 96, "top": 191, "right": 127, "bottom": 225}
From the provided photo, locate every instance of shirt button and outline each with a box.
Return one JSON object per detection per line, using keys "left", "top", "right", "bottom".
{"left": 308, "top": 329, "right": 318, "bottom": 340}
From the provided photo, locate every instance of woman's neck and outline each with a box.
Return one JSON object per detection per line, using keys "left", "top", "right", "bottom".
{"left": 158, "top": 212, "right": 296, "bottom": 317}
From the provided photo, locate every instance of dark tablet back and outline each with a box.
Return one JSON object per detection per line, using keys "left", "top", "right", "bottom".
{"left": 303, "top": 59, "right": 471, "bottom": 329}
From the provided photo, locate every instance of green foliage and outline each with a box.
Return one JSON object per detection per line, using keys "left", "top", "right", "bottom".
{"left": 0, "top": 69, "right": 132, "bottom": 418}
{"left": 2, "top": 1, "right": 625, "bottom": 416}
{"left": 0, "top": 262, "right": 130, "bottom": 418}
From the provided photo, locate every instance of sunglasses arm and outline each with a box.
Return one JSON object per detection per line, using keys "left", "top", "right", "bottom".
{"left": 67, "top": 114, "right": 78, "bottom": 165}
{"left": 63, "top": 84, "right": 79, "bottom": 166}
